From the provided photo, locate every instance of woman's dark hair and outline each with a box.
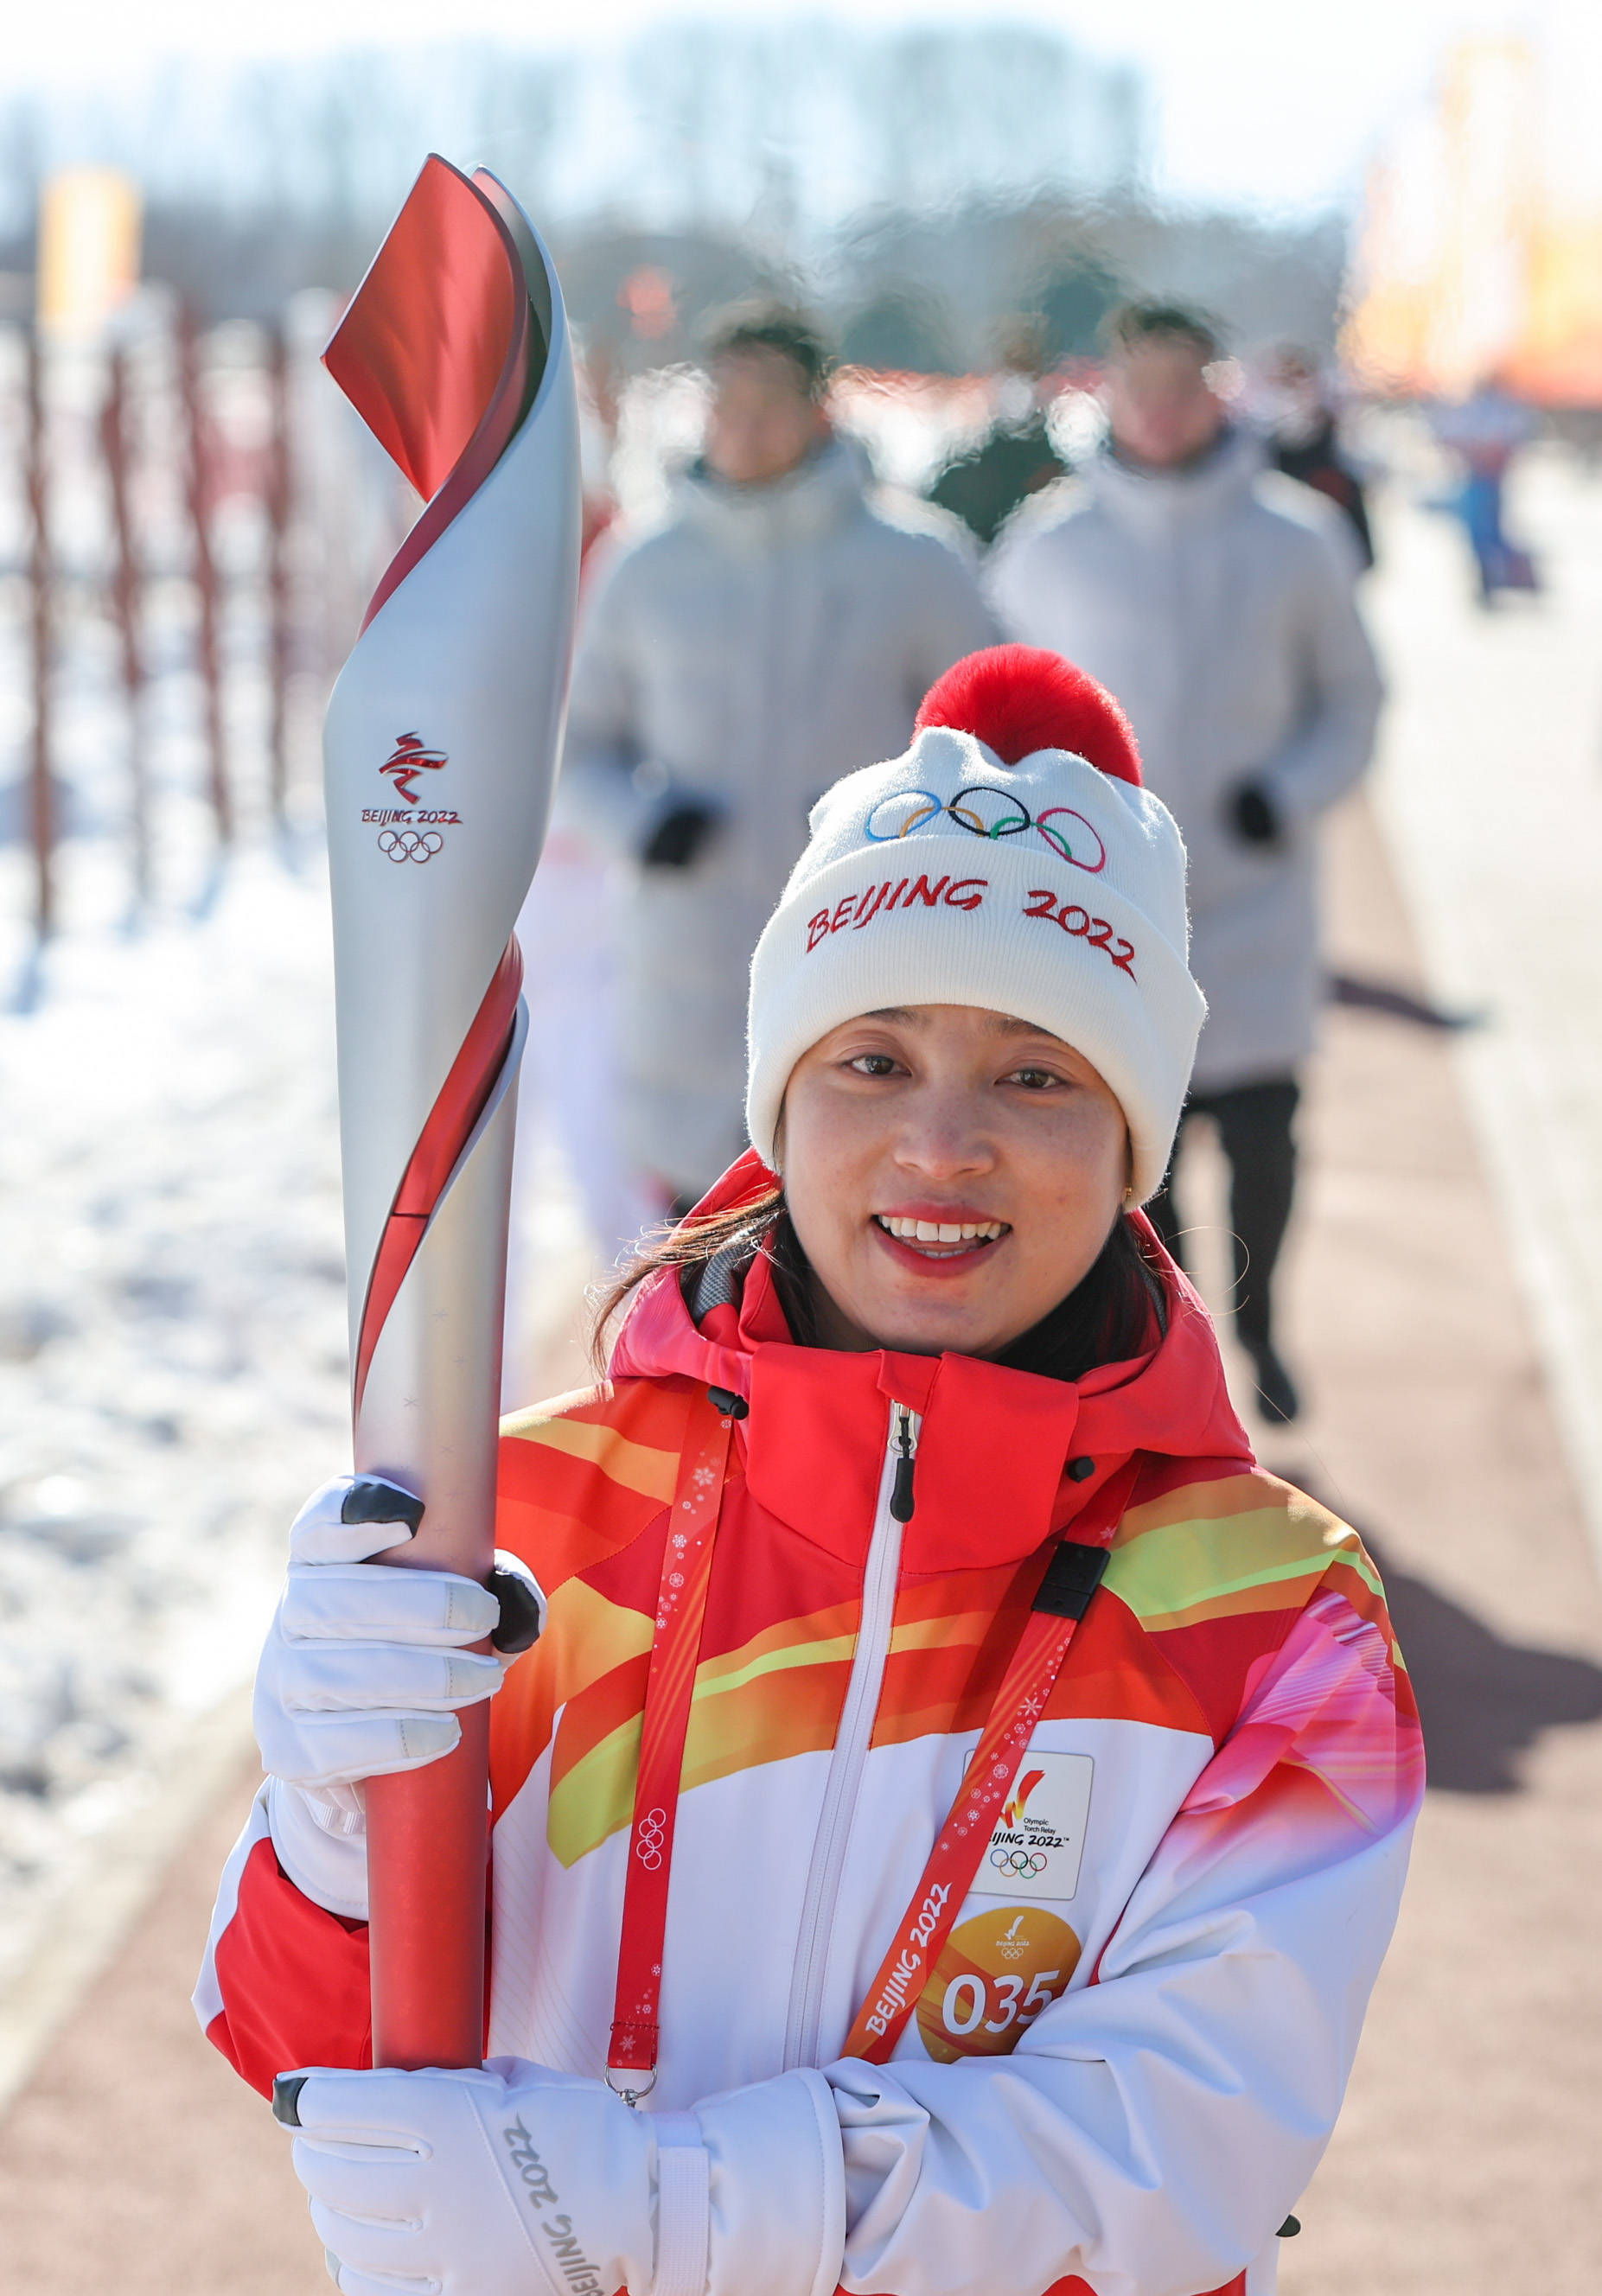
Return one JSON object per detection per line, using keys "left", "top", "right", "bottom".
{"left": 591, "top": 1189, "right": 1165, "bottom": 1382}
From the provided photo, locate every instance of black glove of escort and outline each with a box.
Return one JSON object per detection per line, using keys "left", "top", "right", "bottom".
{"left": 641, "top": 800, "right": 721, "bottom": 869}
{"left": 1227, "top": 778, "right": 1281, "bottom": 847}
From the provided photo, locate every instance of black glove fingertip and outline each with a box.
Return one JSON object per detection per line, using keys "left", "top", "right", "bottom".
{"left": 341, "top": 1476, "right": 424, "bottom": 1535}
{"left": 488, "top": 1563, "right": 544, "bottom": 1655}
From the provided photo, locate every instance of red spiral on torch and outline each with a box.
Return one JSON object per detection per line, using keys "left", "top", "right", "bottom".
{"left": 352, "top": 934, "right": 523, "bottom": 1418}
{"left": 325, "top": 156, "right": 540, "bottom": 633}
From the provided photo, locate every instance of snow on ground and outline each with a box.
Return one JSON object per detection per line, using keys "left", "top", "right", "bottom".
{"left": 0, "top": 306, "right": 428, "bottom": 1980}
{"left": 0, "top": 839, "right": 350, "bottom": 1977}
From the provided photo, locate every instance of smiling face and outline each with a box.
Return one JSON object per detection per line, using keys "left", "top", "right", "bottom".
{"left": 779, "top": 1004, "right": 1129, "bottom": 1360}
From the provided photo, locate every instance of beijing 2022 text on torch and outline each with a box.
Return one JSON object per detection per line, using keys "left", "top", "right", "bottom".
{"left": 318, "top": 155, "right": 580, "bottom": 2072}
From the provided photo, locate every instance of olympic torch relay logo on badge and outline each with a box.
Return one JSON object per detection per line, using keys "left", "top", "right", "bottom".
{"left": 1001, "top": 1767, "right": 1046, "bottom": 1833}
{"left": 979, "top": 1751, "right": 1094, "bottom": 1899}
{"left": 362, "top": 730, "right": 463, "bottom": 859}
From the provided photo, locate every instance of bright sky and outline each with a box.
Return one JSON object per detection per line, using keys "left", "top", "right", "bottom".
{"left": 8, "top": 0, "right": 1602, "bottom": 213}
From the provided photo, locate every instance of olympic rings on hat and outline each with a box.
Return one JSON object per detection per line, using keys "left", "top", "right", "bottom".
{"left": 377, "top": 828, "right": 444, "bottom": 864}
{"left": 988, "top": 1847, "right": 1050, "bottom": 1877}
{"left": 865, "top": 787, "right": 1106, "bottom": 873}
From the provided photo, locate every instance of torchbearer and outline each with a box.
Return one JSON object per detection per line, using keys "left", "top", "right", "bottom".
{"left": 202, "top": 626, "right": 1419, "bottom": 2296}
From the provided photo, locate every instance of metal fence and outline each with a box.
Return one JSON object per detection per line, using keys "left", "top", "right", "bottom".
{"left": 0, "top": 292, "right": 407, "bottom": 984}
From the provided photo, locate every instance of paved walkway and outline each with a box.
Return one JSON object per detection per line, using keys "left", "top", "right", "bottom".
{"left": 1366, "top": 450, "right": 1602, "bottom": 1566}
{"left": 2, "top": 491, "right": 1599, "bottom": 2294}
{"left": 1261, "top": 799, "right": 1602, "bottom": 2293}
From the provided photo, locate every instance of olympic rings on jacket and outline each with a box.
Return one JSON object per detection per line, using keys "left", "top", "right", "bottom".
{"left": 377, "top": 828, "right": 444, "bottom": 864}
{"left": 865, "top": 787, "right": 1106, "bottom": 872}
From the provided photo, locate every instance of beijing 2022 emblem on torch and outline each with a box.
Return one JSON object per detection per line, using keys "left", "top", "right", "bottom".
{"left": 366, "top": 733, "right": 460, "bottom": 860}
{"left": 317, "top": 154, "right": 581, "bottom": 2074}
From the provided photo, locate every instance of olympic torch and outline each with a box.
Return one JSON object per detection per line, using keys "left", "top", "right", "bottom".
{"left": 320, "top": 156, "right": 580, "bottom": 2071}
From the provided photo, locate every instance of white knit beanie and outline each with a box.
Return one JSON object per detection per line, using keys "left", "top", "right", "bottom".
{"left": 745, "top": 647, "right": 1205, "bottom": 1203}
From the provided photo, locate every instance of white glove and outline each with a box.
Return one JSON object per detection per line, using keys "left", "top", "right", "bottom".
{"left": 253, "top": 1475, "right": 540, "bottom": 1917}
{"left": 275, "top": 2057, "right": 846, "bottom": 2296}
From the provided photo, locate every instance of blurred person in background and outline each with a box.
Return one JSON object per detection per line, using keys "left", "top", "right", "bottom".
{"left": 558, "top": 302, "right": 995, "bottom": 1219}
{"left": 928, "top": 316, "right": 1069, "bottom": 548}
{"left": 1261, "top": 346, "right": 1374, "bottom": 571}
{"left": 989, "top": 301, "right": 1382, "bottom": 1423}
{"left": 1433, "top": 373, "right": 1539, "bottom": 606}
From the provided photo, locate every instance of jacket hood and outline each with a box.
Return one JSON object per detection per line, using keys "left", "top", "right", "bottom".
{"left": 1086, "top": 424, "right": 1264, "bottom": 540}
{"left": 673, "top": 434, "right": 869, "bottom": 552}
{"left": 609, "top": 1150, "right": 1254, "bottom": 1574}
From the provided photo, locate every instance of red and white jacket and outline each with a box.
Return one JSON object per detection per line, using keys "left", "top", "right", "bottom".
{"left": 198, "top": 1167, "right": 1421, "bottom": 2296}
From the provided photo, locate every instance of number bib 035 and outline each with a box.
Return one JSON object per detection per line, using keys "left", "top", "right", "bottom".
{"left": 916, "top": 1905, "right": 1082, "bottom": 2063}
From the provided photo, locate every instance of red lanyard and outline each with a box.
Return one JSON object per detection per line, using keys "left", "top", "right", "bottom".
{"left": 606, "top": 1388, "right": 736, "bottom": 2097}
{"left": 606, "top": 1386, "right": 1136, "bottom": 2095}
{"left": 840, "top": 1456, "right": 1139, "bottom": 2064}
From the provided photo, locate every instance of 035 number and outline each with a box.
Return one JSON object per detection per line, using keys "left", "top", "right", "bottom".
{"left": 941, "top": 1968, "right": 1063, "bottom": 2039}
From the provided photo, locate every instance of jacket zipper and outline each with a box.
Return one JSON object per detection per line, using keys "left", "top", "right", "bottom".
{"left": 782, "top": 1401, "right": 919, "bottom": 2070}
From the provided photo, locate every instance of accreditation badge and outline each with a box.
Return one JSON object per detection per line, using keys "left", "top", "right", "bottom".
{"left": 976, "top": 1750, "right": 1093, "bottom": 1901}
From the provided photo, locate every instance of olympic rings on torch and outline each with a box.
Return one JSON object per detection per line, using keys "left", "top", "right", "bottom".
{"left": 989, "top": 1847, "right": 1050, "bottom": 1877}
{"left": 377, "top": 827, "right": 445, "bottom": 864}
{"left": 865, "top": 787, "right": 1106, "bottom": 873}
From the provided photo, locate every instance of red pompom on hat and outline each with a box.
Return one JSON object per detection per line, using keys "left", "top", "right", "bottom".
{"left": 915, "top": 644, "right": 1143, "bottom": 787}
